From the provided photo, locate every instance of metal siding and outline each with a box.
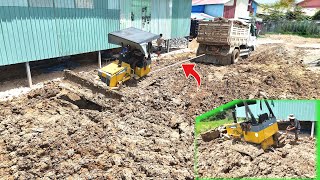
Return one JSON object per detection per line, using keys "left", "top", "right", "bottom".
{"left": 236, "top": 100, "right": 317, "bottom": 121}
{"left": 0, "top": 0, "right": 120, "bottom": 66}
{"left": 120, "top": 0, "right": 133, "bottom": 29}
{"left": 223, "top": 0, "right": 236, "bottom": 18}
{"left": 171, "top": 0, "right": 192, "bottom": 38}
{"left": 0, "top": 8, "right": 8, "bottom": 65}
{"left": 204, "top": 4, "right": 224, "bottom": 17}
{"left": 151, "top": 0, "right": 172, "bottom": 39}
{"left": 0, "top": 0, "right": 190, "bottom": 66}
{"left": 132, "top": 0, "right": 142, "bottom": 29}
{"left": 192, "top": 5, "right": 205, "bottom": 13}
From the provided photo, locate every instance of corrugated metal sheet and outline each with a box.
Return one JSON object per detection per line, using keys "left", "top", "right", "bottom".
{"left": 151, "top": 0, "right": 172, "bottom": 39}
{"left": 120, "top": 0, "right": 133, "bottom": 29}
{"left": 204, "top": 4, "right": 224, "bottom": 17}
{"left": 171, "top": 0, "right": 192, "bottom": 38}
{"left": 223, "top": 0, "right": 236, "bottom": 18}
{"left": 0, "top": 0, "right": 191, "bottom": 66}
{"left": 0, "top": 0, "right": 119, "bottom": 66}
{"left": 236, "top": 100, "right": 317, "bottom": 121}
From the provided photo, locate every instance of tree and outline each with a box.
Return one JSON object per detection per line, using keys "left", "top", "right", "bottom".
{"left": 286, "top": 6, "right": 310, "bottom": 21}
{"left": 260, "top": 0, "right": 309, "bottom": 21}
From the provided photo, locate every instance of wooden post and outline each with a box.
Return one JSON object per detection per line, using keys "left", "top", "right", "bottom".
{"left": 25, "top": 61, "right": 32, "bottom": 87}
{"left": 98, "top": 51, "right": 102, "bottom": 68}
{"left": 311, "top": 121, "right": 315, "bottom": 138}
{"left": 167, "top": 39, "right": 170, "bottom": 53}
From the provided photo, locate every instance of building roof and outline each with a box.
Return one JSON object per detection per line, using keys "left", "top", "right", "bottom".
{"left": 192, "top": 0, "right": 231, "bottom": 6}
{"left": 191, "top": 12, "right": 215, "bottom": 20}
{"left": 297, "top": 0, "right": 320, "bottom": 8}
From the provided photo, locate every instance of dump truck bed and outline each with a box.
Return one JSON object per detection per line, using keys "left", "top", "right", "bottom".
{"left": 197, "top": 19, "right": 250, "bottom": 46}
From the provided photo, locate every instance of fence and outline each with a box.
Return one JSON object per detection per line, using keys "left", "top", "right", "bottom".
{"left": 261, "top": 20, "right": 320, "bottom": 37}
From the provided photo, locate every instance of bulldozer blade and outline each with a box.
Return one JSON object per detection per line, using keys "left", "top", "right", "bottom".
{"left": 228, "top": 142, "right": 264, "bottom": 159}
{"left": 64, "top": 70, "right": 123, "bottom": 100}
{"left": 273, "top": 132, "right": 286, "bottom": 148}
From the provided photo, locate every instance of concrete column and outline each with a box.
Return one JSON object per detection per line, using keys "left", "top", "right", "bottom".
{"left": 25, "top": 61, "right": 32, "bottom": 87}
{"left": 98, "top": 51, "right": 102, "bottom": 68}
{"left": 311, "top": 121, "right": 315, "bottom": 138}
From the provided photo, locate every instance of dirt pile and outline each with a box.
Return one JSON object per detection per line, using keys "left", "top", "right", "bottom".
{"left": 197, "top": 135, "right": 315, "bottom": 178}
{"left": 0, "top": 40, "right": 319, "bottom": 179}
{"left": 0, "top": 79, "right": 194, "bottom": 179}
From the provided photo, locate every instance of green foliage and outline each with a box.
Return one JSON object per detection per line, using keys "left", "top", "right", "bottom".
{"left": 260, "top": 1, "right": 319, "bottom": 37}
{"left": 260, "top": 0, "right": 309, "bottom": 21}
{"left": 313, "top": 10, "right": 320, "bottom": 20}
{"left": 264, "top": 20, "right": 320, "bottom": 37}
{"left": 200, "top": 111, "right": 227, "bottom": 122}
{"left": 286, "top": 6, "right": 310, "bottom": 21}
{"left": 195, "top": 119, "right": 233, "bottom": 136}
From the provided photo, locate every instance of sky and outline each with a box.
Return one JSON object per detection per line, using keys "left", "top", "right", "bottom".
{"left": 255, "top": 0, "right": 304, "bottom": 4}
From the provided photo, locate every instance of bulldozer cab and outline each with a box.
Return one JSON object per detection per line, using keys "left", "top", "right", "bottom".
{"left": 98, "top": 28, "right": 159, "bottom": 88}
{"left": 225, "top": 100, "right": 280, "bottom": 150}
{"left": 108, "top": 27, "right": 160, "bottom": 66}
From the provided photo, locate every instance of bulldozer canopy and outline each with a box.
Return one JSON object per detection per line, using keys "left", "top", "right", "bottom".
{"left": 108, "top": 27, "right": 160, "bottom": 56}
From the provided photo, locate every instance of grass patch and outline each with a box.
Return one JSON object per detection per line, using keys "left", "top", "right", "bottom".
{"left": 195, "top": 119, "right": 234, "bottom": 136}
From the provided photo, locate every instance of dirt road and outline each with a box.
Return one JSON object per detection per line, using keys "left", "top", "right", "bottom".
{"left": 0, "top": 35, "right": 319, "bottom": 179}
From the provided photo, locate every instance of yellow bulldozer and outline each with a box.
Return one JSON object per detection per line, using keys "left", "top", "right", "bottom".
{"left": 224, "top": 100, "right": 285, "bottom": 150}
{"left": 98, "top": 27, "right": 160, "bottom": 88}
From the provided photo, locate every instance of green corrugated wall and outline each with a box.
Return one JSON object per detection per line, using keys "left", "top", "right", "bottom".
{"left": 121, "top": 0, "right": 191, "bottom": 39}
{"left": 0, "top": 0, "right": 119, "bottom": 66}
{"left": 0, "top": 0, "right": 191, "bottom": 67}
{"left": 236, "top": 100, "right": 317, "bottom": 121}
{"left": 171, "top": 0, "right": 192, "bottom": 38}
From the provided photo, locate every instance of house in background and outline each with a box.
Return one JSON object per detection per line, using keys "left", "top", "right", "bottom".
{"left": 297, "top": 0, "right": 320, "bottom": 16}
{"left": 248, "top": 0, "right": 259, "bottom": 16}
{"left": 192, "top": 0, "right": 228, "bottom": 18}
{"left": 191, "top": 0, "right": 253, "bottom": 19}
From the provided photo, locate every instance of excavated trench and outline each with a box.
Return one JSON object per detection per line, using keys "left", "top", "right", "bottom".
{"left": 58, "top": 92, "right": 103, "bottom": 112}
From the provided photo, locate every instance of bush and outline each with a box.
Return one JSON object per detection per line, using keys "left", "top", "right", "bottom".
{"left": 313, "top": 10, "right": 320, "bottom": 20}
{"left": 264, "top": 20, "right": 320, "bottom": 37}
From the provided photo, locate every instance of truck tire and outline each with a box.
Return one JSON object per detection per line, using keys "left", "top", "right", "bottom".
{"left": 231, "top": 49, "right": 240, "bottom": 64}
{"left": 217, "top": 55, "right": 232, "bottom": 65}
{"left": 196, "top": 44, "right": 206, "bottom": 56}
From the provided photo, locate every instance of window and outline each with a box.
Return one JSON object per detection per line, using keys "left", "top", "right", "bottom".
{"left": 0, "top": 0, "right": 28, "bottom": 7}
{"left": 55, "top": 0, "right": 75, "bottom": 8}
{"left": 75, "top": 0, "right": 93, "bottom": 9}
{"left": 29, "top": 0, "right": 54, "bottom": 7}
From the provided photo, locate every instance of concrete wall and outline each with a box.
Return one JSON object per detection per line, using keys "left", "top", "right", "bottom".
{"left": 234, "top": 0, "right": 249, "bottom": 19}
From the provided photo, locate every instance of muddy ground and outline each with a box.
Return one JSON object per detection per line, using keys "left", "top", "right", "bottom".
{"left": 0, "top": 35, "right": 319, "bottom": 179}
{"left": 197, "top": 135, "right": 315, "bottom": 178}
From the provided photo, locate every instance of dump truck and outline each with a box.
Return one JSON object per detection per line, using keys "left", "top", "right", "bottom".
{"left": 98, "top": 27, "right": 159, "bottom": 88}
{"left": 195, "top": 18, "right": 256, "bottom": 65}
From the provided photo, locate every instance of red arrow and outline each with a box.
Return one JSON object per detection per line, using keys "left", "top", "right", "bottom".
{"left": 182, "top": 64, "right": 201, "bottom": 87}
